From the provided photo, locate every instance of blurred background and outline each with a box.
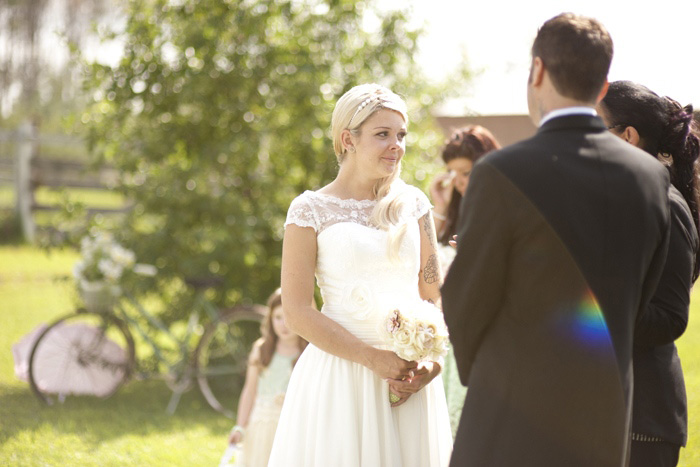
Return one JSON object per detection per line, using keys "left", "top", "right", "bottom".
{"left": 0, "top": 1, "right": 698, "bottom": 465}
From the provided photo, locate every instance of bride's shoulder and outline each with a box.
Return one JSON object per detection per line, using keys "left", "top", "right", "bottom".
{"left": 393, "top": 180, "right": 432, "bottom": 218}
{"left": 289, "top": 190, "right": 316, "bottom": 205}
{"left": 285, "top": 191, "right": 321, "bottom": 231}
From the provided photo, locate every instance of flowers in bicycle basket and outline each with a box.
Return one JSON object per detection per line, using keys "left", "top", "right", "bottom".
{"left": 380, "top": 301, "right": 449, "bottom": 363}
{"left": 73, "top": 232, "right": 157, "bottom": 288}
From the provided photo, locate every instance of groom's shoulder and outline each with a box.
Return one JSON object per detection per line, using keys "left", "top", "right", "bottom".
{"left": 482, "top": 129, "right": 667, "bottom": 178}
{"left": 476, "top": 135, "right": 542, "bottom": 171}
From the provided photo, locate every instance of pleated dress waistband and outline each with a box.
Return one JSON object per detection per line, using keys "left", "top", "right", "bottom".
{"left": 322, "top": 305, "right": 387, "bottom": 347}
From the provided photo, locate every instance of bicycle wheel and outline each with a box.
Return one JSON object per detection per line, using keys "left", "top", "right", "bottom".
{"left": 194, "top": 305, "right": 264, "bottom": 418}
{"left": 29, "top": 309, "right": 135, "bottom": 405}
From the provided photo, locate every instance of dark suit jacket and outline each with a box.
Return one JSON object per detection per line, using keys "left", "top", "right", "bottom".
{"left": 442, "top": 115, "right": 671, "bottom": 467}
{"left": 632, "top": 186, "right": 698, "bottom": 446}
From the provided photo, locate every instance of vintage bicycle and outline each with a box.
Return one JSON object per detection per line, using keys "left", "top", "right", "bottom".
{"left": 27, "top": 276, "right": 264, "bottom": 419}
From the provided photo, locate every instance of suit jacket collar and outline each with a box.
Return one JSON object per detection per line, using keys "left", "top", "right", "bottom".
{"left": 537, "top": 114, "right": 607, "bottom": 135}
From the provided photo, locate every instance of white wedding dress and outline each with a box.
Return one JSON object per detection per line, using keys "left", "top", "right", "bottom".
{"left": 268, "top": 181, "right": 452, "bottom": 467}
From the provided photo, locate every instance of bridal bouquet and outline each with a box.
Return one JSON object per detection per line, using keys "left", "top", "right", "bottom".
{"left": 381, "top": 301, "right": 449, "bottom": 362}
{"left": 380, "top": 301, "right": 449, "bottom": 403}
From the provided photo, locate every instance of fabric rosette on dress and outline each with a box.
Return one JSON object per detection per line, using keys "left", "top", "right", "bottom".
{"left": 341, "top": 282, "right": 377, "bottom": 320}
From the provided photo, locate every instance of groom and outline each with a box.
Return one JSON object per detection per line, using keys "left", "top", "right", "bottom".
{"left": 442, "top": 13, "right": 671, "bottom": 467}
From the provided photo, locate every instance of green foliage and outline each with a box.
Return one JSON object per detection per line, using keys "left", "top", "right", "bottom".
{"left": 80, "top": 0, "right": 463, "bottom": 310}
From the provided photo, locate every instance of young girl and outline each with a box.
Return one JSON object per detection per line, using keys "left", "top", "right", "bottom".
{"left": 222, "top": 288, "right": 307, "bottom": 467}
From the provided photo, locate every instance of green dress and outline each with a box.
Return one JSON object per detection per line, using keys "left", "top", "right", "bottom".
{"left": 441, "top": 347, "right": 467, "bottom": 437}
{"left": 239, "top": 352, "right": 297, "bottom": 467}
{"left": 438, "top": 243, "right": 467, "bottom": 437}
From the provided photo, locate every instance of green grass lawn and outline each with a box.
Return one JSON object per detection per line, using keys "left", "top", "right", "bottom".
{"left": 0, "top": 186, "right": 125, "bottom": 210}
{"left": 1, "top": 245, "right": 699, "bottom": 465}
{"left": 0, "top": 245, "right": 230, "bottom": 466}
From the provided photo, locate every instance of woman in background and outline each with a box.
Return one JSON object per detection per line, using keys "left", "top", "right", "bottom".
{"left": 428, "top": 125, "right": 501, "bottom": 436}
{"left": 598, "top": 80, "right": 700, "bottom": 467}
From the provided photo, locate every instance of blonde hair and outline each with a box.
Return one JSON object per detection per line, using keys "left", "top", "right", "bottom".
{"left": 331, "top": 83, "right": 410, "bottom": 260}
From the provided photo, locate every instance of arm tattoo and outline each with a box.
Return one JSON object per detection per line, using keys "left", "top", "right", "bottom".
{"left": 423, "top": 254, "right": 439, "bottom": 284}
{"left": 423, "top": 214, "right": 437, "bottom": 250}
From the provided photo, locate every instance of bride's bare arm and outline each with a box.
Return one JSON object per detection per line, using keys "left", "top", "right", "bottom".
{"left": 408, "top": 211, "right": 444, "bottom": 391}
{"left": 418, "top": 211, "right": 443, "bottom": 305}
{"left": 281, "top": 224, "right": 416, "bottom": 380}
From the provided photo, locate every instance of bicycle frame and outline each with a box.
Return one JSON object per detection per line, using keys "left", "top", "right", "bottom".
{"left": 114, "top": 291, "right": 223, "bottom": 414}
{"left": 28, "top": 281, "right": 263, "bottom": 416}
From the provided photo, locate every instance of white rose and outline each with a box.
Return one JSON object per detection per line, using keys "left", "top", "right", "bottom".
{"left": 392, "top": 320, "right": 421, "bottom": 361}
{"left": 428, "top": 336, "right": 449, "bottom": 360}
{"left": 342, "top": 283, "right": 375, "bottom": 319}
{"left": 413, "top": 324, "right": 434, "bottom": 357}
{"left": 394, "top": 327, "right": 413, "bottom": 349}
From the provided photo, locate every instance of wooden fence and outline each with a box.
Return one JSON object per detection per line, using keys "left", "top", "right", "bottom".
{"left": 0, "top": 122, "right": 130, "bottom": 242}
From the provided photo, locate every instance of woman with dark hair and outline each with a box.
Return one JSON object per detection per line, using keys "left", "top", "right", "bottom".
{"left": 429, "top": 125, "right": 501, "bottom": 436}
{"left": 430, "top": 125, "right": 502, "bottom": 250}
{"left": 597, "top": 80, "right": 700, "bottom": 467}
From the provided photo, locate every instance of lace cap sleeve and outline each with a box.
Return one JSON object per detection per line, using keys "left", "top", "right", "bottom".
{"left": 409, "top": 185, "right": 433, "bottom": 219}
{"left": 284, "top": 193, "right": 318, "bottom": 231}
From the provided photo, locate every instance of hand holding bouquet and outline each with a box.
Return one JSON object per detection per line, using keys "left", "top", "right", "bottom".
{"left": 380, "top": 301, "right": 449, "bottom": 403}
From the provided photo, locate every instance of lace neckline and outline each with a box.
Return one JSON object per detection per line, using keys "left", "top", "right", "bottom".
{"left": 304, "top": 190, "right": 377, "bottom": 208}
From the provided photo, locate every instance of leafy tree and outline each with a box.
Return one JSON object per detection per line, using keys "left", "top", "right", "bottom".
{"left": 0, "top": 0, "right": 112, "bottom": 124}
{"left": 81, "top": 0, "right": 468, "bottom": 312}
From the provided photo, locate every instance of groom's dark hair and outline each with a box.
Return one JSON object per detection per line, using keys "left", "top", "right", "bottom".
{"left": 532, "top": 13, "right": 613, "bottom": 102}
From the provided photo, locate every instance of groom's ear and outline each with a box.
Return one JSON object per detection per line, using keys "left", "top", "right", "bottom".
{"left": 595, "top": 79, "right": 609, "bottom": 104}
{"left": 530, "top": 57, "right": 545, "bottom": 87}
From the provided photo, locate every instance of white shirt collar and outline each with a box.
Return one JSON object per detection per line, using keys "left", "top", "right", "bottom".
{"left": 539, "top": 106, "right": 597, "bottom": 127}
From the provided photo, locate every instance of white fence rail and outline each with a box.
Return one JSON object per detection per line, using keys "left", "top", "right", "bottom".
{"left": 0, "top": 121, "right": 128, "bottom": 242}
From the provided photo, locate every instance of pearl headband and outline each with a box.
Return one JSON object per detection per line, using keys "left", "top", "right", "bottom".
{"left": 347, "top": 95, "right": 381, "bottom": 128}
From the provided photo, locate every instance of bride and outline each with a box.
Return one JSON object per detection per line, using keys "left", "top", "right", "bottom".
{"left": 267, "top": 83, "right": 452, "bottom": 466}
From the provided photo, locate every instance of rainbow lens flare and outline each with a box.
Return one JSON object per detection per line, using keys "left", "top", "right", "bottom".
{"left": 570, "top": 290, "right": 610, "bottom": 345}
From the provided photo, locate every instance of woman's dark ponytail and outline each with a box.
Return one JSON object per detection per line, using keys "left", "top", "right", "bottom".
{"left": 601, "top": 81, "right": 700, "bottom": 280}
{"left": 659, "top": 101, "right": 700, "bottom": 280}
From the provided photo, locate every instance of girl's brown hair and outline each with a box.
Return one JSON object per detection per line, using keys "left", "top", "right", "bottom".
{"left": 252, "top": 288, "right": 307, "bottom": 369}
